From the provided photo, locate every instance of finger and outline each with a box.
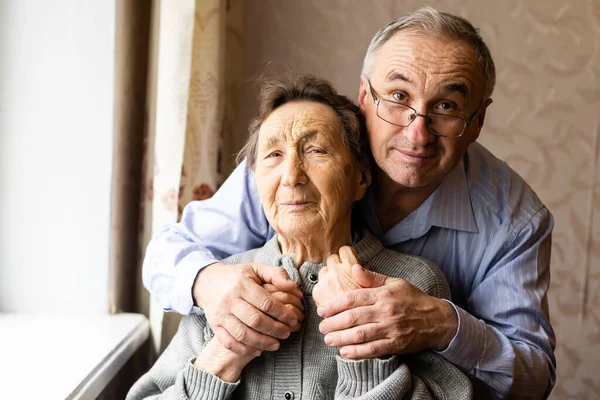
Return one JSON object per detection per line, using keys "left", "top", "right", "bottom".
{"left": 230, "top": 298, "right": 293, "bottom": 341}
{"left": 351, "top": 264, "right": 388, "bottom": 288}
{"left": 339, "top": 246, "right": 360, "bottom": 267}
{"left": 338, "top": 338, "right": 396, "bottom": 360}
{"left": 213, "top": 312, "right": 282, "bottom": 353}
{"left": 319, "top": 305, "right": 376, "bottom": 334}
{"left": 212, "top": 326, "right": 262, "bottom": 357}
{"left": 252, "top": 263, "right": 299, "bottom": 293}
{"left": 286, "top": 304, "right": 304, "bottom": 326}
{"left": 316, "top": 288, "right": 377, "bottom": 318}
{"left": 269, "top": 290, "right": 305, "bottom": 312}
{"left": 242, "top": 282, "right": 298, "bottom": 326}
{"left": 326, "top": 254, "right": 341, "bottom": 267}
{"left": 262, "top": 283, "right": 304, "bottom": 304}
{"left": 323, "top": 323, "right": 382, "bottom": 347}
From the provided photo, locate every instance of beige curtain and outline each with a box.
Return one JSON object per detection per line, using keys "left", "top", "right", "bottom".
{"left": 140, "top": 0, "right": 245, "bottom": 353}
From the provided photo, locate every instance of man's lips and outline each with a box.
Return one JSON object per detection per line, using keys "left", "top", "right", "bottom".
{"left": 394, "top": 148, "right": 437, "bottom": 162}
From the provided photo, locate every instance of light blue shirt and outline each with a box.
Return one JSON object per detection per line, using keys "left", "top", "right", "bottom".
{"left": 143, "top": 142, "right": 556, "bottom": 399}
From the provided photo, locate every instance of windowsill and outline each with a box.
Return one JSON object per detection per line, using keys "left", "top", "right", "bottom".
{"left": 0, "top": 312, "right": 149, "bottom": 399}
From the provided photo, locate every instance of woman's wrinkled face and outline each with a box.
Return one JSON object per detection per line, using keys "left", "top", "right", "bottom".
{"left": 255, "top": 101, "right": 367, "bottom": 238}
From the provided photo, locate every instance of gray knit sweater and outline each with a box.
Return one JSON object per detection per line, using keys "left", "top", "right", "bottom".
{"left": 128, "top": 231, "right": 472, "bottom": 400}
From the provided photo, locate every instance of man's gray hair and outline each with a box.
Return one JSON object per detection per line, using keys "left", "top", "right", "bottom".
{"left": 361, "top": 6, "right": 496, "bottom": 98}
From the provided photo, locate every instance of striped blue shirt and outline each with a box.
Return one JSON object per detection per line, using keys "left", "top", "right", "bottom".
{"left": 143, "top": 142, "right": 556, "bottom": 399}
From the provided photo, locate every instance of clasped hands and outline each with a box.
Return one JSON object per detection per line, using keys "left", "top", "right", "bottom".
{"left": 192, "top": 248, "right": 457, "bottom": 379}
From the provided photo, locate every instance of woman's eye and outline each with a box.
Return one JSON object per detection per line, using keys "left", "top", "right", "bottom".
{"left": 266, "top": 151, "right": 281, "bottom": 158}
{"left": 307, "top": 148, "right": 326, "bottom": 154}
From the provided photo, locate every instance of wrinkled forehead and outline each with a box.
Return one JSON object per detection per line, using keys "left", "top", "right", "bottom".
{"left": 258, "top": 101, "right": 342, "bottom": 144}
{"left": 372, "top": 31, "right": 484, "bottom": 100}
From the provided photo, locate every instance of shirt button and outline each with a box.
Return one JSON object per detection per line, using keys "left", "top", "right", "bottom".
{"left": 308, "top": 273, "right": 318, "bottom": 283}
{"left": 284, "top": 391, "right": 294, "bottom": 400}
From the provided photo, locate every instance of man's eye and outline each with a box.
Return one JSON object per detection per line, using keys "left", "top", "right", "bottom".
{"left": 392, "top": 92, "right": 407, "bottom": 102}
{"left": 435, "top": 101, "right": 457, "bottom": 113}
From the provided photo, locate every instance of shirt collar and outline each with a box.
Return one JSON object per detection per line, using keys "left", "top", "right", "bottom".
{"left": 364, "top": 159, "right": 479, "bottom": 245}
{"left": 418, "top": 159, "right": 479, "bottom": 234}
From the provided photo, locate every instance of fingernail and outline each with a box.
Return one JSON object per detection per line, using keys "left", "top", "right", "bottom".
{"left": 324, "top": 336, "right": 333, "bottom": 345}
{"left": 253, "top": 350, "right": 262, "bottom": 357}
{"left": 287, "top": 318, "right": 297, "bottom": 326}
{"left": 317, "top": 307, "right": 325, "bottom": 316}
{"left": 269, "top": 342, "right": 280, "bottom": 351}
{"left": 340, "top": 348, "right": 348, "bottom": 357}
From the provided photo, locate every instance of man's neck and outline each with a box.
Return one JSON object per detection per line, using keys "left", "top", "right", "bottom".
{"left": 374, "top": 169, "right": 441, "bottom": 232}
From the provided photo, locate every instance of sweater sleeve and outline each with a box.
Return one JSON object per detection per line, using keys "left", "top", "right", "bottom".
{"left": 126, "top": 316, "right": 239, "bottom": 400}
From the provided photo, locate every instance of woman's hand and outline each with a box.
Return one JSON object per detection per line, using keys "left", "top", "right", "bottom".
{"left": 262, "top": 283, "right": 304, "bottom": 332}
{"left": 194, "top": 282, "right": 305, "bottom": 382}
{"left": 193, "top": 337, "right": 256, "bottom": 382}
{"left": 313, "top": 246, "right": 365, "bottom": 307}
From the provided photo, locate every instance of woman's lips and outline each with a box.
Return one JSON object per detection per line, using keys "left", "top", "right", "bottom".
{"left": 279, "top": 201, "right": 312, "bottom": 210}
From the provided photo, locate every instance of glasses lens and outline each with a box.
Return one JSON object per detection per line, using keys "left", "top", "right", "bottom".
{"left": 377, "top": 102, "right": 413, "bottom": 126}
{"left": 429, "top": 114, "right": 466, "bottom": 137}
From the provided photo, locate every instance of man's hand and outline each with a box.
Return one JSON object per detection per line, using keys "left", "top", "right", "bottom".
{"left": 193, "top": 262, "right": 303, "bottom": 357}
{"left": 317, "top": 265, "right": 458, "bottom": 359}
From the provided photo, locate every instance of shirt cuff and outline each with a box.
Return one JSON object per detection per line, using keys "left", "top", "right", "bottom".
{"left": 179, "top": 361, "right": 239, "bottom": 400}
{"left": 169, "top": 253, "right": 219, "bottom": 315}
{"left": 335, "top": 355, "right": 400, "bottom": 396}
{"left": 435, "top": 300, "right": 486, "bottom": 374}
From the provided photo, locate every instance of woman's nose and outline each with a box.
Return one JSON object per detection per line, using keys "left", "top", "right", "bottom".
{"left": 281, "top": 157, "right": 308, "bottom": 186}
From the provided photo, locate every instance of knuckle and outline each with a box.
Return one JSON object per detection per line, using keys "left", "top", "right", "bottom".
{"left": 246, "top": 312, "right": 264, "bottom": 329}
{"left": 354, "top": 328, "right": 367, "bottom": 343}
{"left": 347, "top": 310, "right": 359, "bottom": 326}
{"left": 233, "top": 328, "right": 248, "bottom": 343}
{"left": 259, "top": 296, "right": 275, "bottom": 312}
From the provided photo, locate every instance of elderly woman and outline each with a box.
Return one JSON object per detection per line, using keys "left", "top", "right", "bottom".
{"left": 128, "top": 76, "right": 471, "bottom": 399}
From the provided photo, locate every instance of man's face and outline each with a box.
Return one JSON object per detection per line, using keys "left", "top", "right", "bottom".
{"left": 358, "top": 32, "right": 490, "bottom": 192}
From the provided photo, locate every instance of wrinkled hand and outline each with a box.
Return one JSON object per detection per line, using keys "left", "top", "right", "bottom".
{"left": 194, "top": 281, "right": 305, "bottom": 382}
{"left": 313, "top": 246, "right": 368, "bottom": 307}
{"left": 193, "top": 262, "right": 303, "bottom": 357}
{"left": 317, "top": 266, "right": 458, "bottom": 359}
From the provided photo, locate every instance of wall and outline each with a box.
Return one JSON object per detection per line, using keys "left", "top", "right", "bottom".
{"left": 0, "top": 0, "right": 115, "bottom": 314}
{"left": 241, "top": 1, "right": 599, "bottom": 398}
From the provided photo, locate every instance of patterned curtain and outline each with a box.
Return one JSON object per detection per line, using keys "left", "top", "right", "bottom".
{"left": 140, "top": 0, "right": 245, "bottom": 353}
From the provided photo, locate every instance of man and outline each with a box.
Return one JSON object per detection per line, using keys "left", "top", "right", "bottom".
{"left": 143, "top": 7, "right": 555, "bottom": 399}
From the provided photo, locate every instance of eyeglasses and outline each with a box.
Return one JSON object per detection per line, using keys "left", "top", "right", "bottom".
{"left": 367, "top": 79, "right": 480, "bottom": 138}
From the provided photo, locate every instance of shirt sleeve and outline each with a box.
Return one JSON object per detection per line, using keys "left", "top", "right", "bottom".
{"left": 436, "top": 207, "right": 556, "bottom": 399}
{"left": 142, "top": 160, "right": 273, "bottom": 315}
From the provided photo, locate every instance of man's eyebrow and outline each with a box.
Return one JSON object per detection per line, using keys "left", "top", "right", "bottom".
{"left": 386, "top": 71, "right": 412, "bottom": 84}
{"left": 442, "top": 82, "right": 469, "bottom": 98}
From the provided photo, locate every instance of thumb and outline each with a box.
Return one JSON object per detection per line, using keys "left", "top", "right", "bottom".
{"left": 251, "top": 263, "right": 297, "bottom": 291}
{"left": 351, "top": 264, "right": 388, "bottom": 288}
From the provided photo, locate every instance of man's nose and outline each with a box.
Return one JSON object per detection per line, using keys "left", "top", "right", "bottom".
{"left": 403, "top": 114, "right": 434, "bottom": 146}
{"left": 281, "top": 157, "right": 308, "bottom": 186}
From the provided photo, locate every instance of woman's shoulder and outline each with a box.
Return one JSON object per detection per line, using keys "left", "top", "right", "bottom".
{"left": 368, "top": 248, "right": 451, "bottom": 300}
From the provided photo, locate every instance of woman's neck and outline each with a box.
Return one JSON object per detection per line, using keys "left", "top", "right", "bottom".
{"left": 277, "top": 219, "right": 353, "bottom": 266}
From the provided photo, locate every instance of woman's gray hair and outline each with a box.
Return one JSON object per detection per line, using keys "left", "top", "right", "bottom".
{"left": 361, "top": 6, "right": 496, "bottom": 98}
{"left": 237, "top": 75, "right": 371, "bottom": 173}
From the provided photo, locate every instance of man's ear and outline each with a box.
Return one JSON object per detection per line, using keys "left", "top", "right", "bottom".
{"left": 354, "top": 167, "right": 372, "bottom": 201}
{"left": 477, "top": 98, "right": 493, "bottom": 129}
{"left": 358, "top": 76, "right": 369, "bottom": 110}
{"left": 470, "top": 98, "right": 493, "bottom": 143}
